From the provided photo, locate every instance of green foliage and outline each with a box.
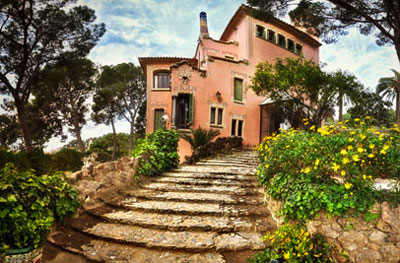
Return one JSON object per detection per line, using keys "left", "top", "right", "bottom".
{"left": 376, "top": 69, "right": 400, "bottom": 124}
{"left": 50, "top": 148, "right": 84, "bottom": 172}
{"left": 249, "top": 224, "right": 334, "bottom": 263}
{"left": 132, "top": 129, "right": 179, "bottom": 176}
{"left": 0, "top": 114, "right": 20, "bottom": 149}
{"left": 0, "top": 163, "right": 79, "bottom": 253}
{"left": 257, "top": 119, "right": 400, "bottom": 222}
{"left": 88, "top": 133, "right": 131, "bottom": 162}
{"left": 180, "top": 127, "right": 221, "bottom": 149}
{"left": 251, "top": 57, "right": 362, "bottom": 128}
{"left": 0, "top": 148, "right": 84, "bottom": 175}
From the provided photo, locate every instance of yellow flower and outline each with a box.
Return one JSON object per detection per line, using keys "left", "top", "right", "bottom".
{"left": 360, "top": 134, "right": 366, "bottom": 140}
{"left": 265, "top": 164, "right": 270, "bottom": 168}
{"left": 357, "top": 147, "right": 364, "bottom": 153}
{"left": 380, "top": 149, "right": 387, "bottom": 155}
{"left": 284, "top": 251, "right": 290, "bottom": 260}
{"left": 354, "top": 118, "right": 360, "bottom": 122}
{"left": 383, "top": 145, "right": 389, "bottom": 150}
{"left": 310, "top": 125, "right": 316, "bottom": 131}
{"left": 304, "top": 167, "right": 311, "bottom": 174}
{"left": 340, "top": 149, "right": 348, "bottom": 155}
{"left": 365, "top": 116, "right": 371, "bottom": 120}
{"left": 344, "top": 182, "right": 352, "bottom": 189}
{"left": 369, "top": 144, "right": 375, "bottom": 149}
{"left": 363, "top": 174, "right": 367, "bottom": 180}
{"left": 341, "top": 170, "right": 346, "bottom": 176}
{"left": 332, "top": 163, "right": 340, "bottom": 172}
{"left": 342, "top": 157, "right": 350, "bottom": 164}
{"left": 315, "top": 159, "right": 320, "bottom": 166}
{"left": 348, "top": 145, "right": 353, "bottom": 150}
{"left": 352, "top": 154, "right": 360, "bottom": 162}
{"left": 349, "top": 138, "right": 354, "bottom": 142}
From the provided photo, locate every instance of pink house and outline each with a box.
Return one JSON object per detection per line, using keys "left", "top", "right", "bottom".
{"left": 139, "top": 5, "right": 320, "bottom": 160}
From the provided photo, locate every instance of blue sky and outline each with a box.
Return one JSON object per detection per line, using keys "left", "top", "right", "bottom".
{"left": 47, "top": 0, "right": 399, "bottom": 150}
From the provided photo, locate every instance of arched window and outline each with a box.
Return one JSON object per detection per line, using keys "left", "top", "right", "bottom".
{"left": 153, "top": 71, "right": 171, "bottom": 89}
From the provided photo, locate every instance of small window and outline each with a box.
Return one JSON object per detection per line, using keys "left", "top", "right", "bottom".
{"left": 231, "top": 119, "right": 237, "bottom": 136}
{"left": 296, "top": 44, "right": 303, "bottom": 55}
{"left": 256, "top": 25, "right": 265, "bottom": 38}
{"left": 154, "top": 109, "right": 165, "bottom": 131}
{"left": 217, "top": 108, "right": 223, "bottom": 125}
{"left": 234, "top": 78, "right": 243, "bottom": 102}
{"left": 267, "top": 30, "right": 276, "bottom": 43}
{"left": 210, "top": 107, "right": 216, "bottom": 124}
{"left": 278, "top": 34, "right": 286, "bottom": 47}
{"left": 153, "top": 71, "right": 170, "bottom": 89}
{"left": 287, "top": 39, "right": 295, "bottom": 52}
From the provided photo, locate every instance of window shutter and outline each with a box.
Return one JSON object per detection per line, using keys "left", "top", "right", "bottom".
{"left": 234, "top": 79, "right": 243, "bottom": 101}
{"left": 188, "top": 93, "right": 194, "bottom": 125}
{"left": 154, "top": 109, "right": 164, "bottom": 131}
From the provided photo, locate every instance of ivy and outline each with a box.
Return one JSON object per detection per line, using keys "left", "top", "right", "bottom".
{"left": 132, "top": 129, "right": 179, "bottom": 176}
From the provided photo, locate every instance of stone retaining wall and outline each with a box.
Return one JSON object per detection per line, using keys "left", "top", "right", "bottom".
{"left": 265, "top": 195, "right": 400, "bottom": 263}
{"left": 65, "top": 156, "right": 141, "bottom": 209}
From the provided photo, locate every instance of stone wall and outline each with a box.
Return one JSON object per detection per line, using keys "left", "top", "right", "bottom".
{"left": 65, "top": 156, "right": 141, "bottom": 209}
{"left": 265, "top": 195, "right": 400, "bottom": 263}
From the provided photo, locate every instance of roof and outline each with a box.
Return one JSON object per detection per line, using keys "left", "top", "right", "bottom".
{"left": 220, "top": 5, "right": 321, "bottom": 48}
{"left": 138, "top": 57, "right": 198, "bottom": 76}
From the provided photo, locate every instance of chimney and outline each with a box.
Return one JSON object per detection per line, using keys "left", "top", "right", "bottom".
{"left": 199, "top": 12, "right": 209, "bottom": 38}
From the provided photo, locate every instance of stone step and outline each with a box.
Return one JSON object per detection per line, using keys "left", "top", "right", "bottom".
{"left": 172, "top": 166, "right": 256, "bottom": 175}
{"left": 141, "top": 182, "right": 262, "bottom": 196}
{"left": 116, "top": 199, "right": 268, "bottom": 217}
{"left": 195, "top": 162, "right": 256, "bottom": 168}
{"left": 87, "top": 207, "right": 271, "bottom": 233}
{"left": 150, "top": 176, "right": 258, "bottom": 187}
{"left": 47, "top": 226, "right": 226, "bottom": 263}
{"left": 162, "top": 172, "right": 258, "bottom": 182}
{"left": 200, "top": 159, "right": 258, "bottom": 165}
{"left": 70, "top": 221, "right": 266, "bottom": 252}
{"left": 124, "top": 189, "right": 263, "bottom": 205}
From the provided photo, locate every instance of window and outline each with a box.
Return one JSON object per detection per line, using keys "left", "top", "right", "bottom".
{"left": 267, "top": 30, "right": 276, "bottom": 43}
{"left": 175, "top": 94, "right": 193, "bottom": 129}
{"left": 154, "top": 109, "right": 165, "bottom": 131}
{"left": 210, "top": 107, "right": 224, "bottom": 126}
{"left": 231, "top": 119, "right": 244, "bottom": 137}
{"left": 153, "top": 71, "right": 170, "bottom": 89}
{"left": 217, "top": 108, "right": 223, "bottom": 125}
{"left": 296, "top": 44, "right": 303, "bottom": 55}
{"left": 287, "top": 39, "right": 295, "bottom": 52}
{"left": 278, "top": 34, "right": 286, "bottom": 47}
{"left": 256, "top": 25, "right": 265, "bottom": 38}
{"left": 234, "top": 78, "right": 243, "bottom": 102}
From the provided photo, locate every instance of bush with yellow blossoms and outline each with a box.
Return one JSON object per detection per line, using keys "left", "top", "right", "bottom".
{"left": 249, "top": 224, "right": 334, "bottom": 263}
{"left": 256, "top": 118, "right": 400, "bottom": 222}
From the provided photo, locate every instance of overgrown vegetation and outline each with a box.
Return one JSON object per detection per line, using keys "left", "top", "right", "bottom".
{"left": 249, "top": 224, "right": 334, "bottom": 263}
{"left": 257, "top": 118, "right": 400, "bottom": 222}
{"left": 0, "top": 148, "right": 84, "bottom": 175}
{"left": 0, "top": 163, "right": 79, "bottom": 254}
{"left": 132, "top": 129, "right": 179, "bottom": 176}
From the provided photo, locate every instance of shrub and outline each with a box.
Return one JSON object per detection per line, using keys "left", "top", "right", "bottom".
{"left": 50, "top": 148, "right": 84, "bottom": 172}
{"left": 180, "top": 127, "right": 221, "bottom": 149}
{"left": 249, "top": 224, "right": 334, "bottom": 263}
{"left": 0, "top": 163, "right": 79, "bottom": 254}
{"left": 132, "top": 129, "right": 179, "bottom": 176}
{"left": 257, "top": 118, "right": 400, "bottom": 222}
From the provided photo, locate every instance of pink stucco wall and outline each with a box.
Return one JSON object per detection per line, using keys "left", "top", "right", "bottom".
{"left": 142, "top": 8, "right": 320, "bottom": 162}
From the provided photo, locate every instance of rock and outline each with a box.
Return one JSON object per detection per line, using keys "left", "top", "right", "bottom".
{"left": 353, "top": 248, "right": 381, "bottom": 263}
{"left": 369, "top": 230, "right": 387, "bottom": 244}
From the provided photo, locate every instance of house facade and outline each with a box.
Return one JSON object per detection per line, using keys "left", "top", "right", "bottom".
{"left": 139, "top": 5, "right": 320, "bottom": 160}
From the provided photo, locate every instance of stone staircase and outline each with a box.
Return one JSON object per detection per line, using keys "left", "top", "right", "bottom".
{"left": 46, "top": 150, "right": 275, "bottom": 263}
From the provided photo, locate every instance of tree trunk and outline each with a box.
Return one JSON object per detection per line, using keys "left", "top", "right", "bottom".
{"left": 396, "top": 91, "right": 400, "bottom": 126}
{"left": 111, "top": 118, "right": 117, "bottom": 160}
{"left": 129, "top": 124, "right": 134, "bottom": 154}
{"left": 15, "top": 101, "right": 33, "bottom": 151}
{"left": 338, "top": 94, "right": 343, "bottom": 122}
{"left": 71, "top": 108, "right": 85, "bottom": 153}
{"left": 395, "top": 40, "right": 400, "bottom": 68}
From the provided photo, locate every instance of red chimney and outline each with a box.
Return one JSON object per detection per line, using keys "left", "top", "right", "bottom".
{"left": 199, "top": 12, "right": 209, "bottom": 38}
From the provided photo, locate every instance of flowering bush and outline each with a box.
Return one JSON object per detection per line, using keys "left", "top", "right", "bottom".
{"left": 257, "top": 118, "right": 400, "bottom": 221}
{"left": 249, "top": 224, "right": 334, "bottom": 263}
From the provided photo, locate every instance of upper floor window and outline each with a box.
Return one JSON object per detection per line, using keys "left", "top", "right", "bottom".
{"left": 296, "top": 44, "right": 303, "bottom": 55}
{"left": 153, "top": 71, "right": 170, "bottom": 89}
{"left": 234, "top": 78, "right": 243, "bottom": 102}
{"left": 210, "top": 107, "right": 224, "bottom": 126}
{"left": 256, "top": 25, "right": 265, "bottom": 38}
{"left": 278, "top": 34, "right": 286, "bottom": 47}
{"left": 287, "top": 39, "right": 295, "bottom": 52}
{"left": 267, "top": 30, "right": 276, "bottom": 43}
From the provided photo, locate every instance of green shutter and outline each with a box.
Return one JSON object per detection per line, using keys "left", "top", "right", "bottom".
{"left": 188, "top": 93, "right": 194, "bottom": 125}
{"left": 154, "top": 109, "right": 164, "bottom": 131}
{"left": 234, "top": 79, "right": 243, "bottom": 101}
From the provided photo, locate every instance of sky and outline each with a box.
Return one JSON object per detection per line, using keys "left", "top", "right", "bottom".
{"left": 46, "top": 0, "right": 399, "bottom": 151}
